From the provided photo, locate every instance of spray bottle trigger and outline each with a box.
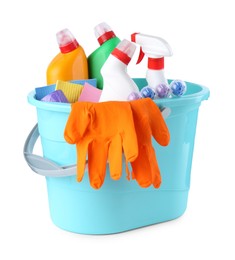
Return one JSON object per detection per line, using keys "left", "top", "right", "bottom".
{"left": 136, "top": 47, "right": 145, "bottom": 64}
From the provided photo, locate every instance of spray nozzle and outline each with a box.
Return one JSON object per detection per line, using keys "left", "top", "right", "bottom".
{"left": 131, "top": 33, "right": 145, "bottom": 64}
{"left": 131, "top": 32, "right": 173, "bottom": 65}
{"left": 136, "top": 47, "right": 145, "bottom": 64}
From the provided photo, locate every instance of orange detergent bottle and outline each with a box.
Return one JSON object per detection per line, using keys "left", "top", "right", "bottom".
{"left": 46, "top": 28, "right": 88, "bottom": 85}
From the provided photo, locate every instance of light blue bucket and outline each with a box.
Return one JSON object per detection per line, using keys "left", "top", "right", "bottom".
{"left": 25, "top": 79, "right": 209, "bottom": 234}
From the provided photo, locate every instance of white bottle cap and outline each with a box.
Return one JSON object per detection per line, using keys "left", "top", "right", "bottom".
{"left": 94, "top": 22, "right": 116, "bottom": 45}
{"left": 56, "top": 28, "right": 79, "bottom": 53}
{"left": 111, "top": 39, "right": 136, "bottom": 65}
{"left": 117, "top": 39, "right": 136, "bottom": 58}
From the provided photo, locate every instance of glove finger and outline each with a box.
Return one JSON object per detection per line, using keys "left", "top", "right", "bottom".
{"left": 131, "top": 146, "right": 152, "bottom": 188}
{"left": 88, "top": 140, "right": 108, "bottom": 189}
{"left": 147, "top": 98, "right": 170, "bottom": 146}
{"left": 108, "top": 135, "right": 122, "bottom": 180}
{"left": 121, "top": 104, "right": 139, "bottom": 163}
{"left": 77, "top": 138, "right": 92, "bottom": 182}
{"left": 148, "top": 146, "right": 162, "bottom": 188}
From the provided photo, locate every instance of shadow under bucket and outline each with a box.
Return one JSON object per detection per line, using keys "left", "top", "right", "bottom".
{"left": 25, "top": 78, "right": 210, "bottom": 234}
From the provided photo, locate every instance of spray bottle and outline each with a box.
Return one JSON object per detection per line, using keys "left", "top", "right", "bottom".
{"left": 131, "top": 33, "right": 173, "bottom": 91}
{"left": 88, "top": 22, "right": 120, "bottom": 89}
{"left": 99, "top": 39, "right": 139, "bottom": 102}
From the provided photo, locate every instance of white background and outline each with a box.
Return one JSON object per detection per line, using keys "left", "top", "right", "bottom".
{"left": 1, "top": 0, "right": 234, "bottom": 259}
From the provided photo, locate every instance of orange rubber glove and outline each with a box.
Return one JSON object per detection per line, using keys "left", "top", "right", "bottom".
{"left": 129, "top": 98, "right": 170, "bottom": 188}
{"left": 64, "top": 101, "right": 138, "bottom": 189}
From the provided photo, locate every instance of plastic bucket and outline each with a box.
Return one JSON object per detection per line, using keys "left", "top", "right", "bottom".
{"left": 25, "top": 78, "right": 209, "bottom": 234}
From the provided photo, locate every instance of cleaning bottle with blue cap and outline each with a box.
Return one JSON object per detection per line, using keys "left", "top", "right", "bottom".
{"left": 131, "top": 33, "right": 173, "bottom": 92}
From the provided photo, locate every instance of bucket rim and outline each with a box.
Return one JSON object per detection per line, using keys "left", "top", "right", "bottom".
{"left": 153, "top": 80, "right": 210, "bottom": 107}
{"left": 27, "top": 79, "right": 210, "bottom": 112}
{"left": 27, "top": 90, "right": 72, "bottom": 112}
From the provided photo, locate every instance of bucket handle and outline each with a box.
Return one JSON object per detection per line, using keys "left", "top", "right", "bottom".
{"left": 23, "top": 124, "right": 77, "bottom": 177}
{"left": 23, "top": 107, "right": 171, "bottom": 177}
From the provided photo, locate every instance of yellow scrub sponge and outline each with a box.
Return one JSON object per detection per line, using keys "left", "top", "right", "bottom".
{"left": 55, "top": 80, "right": 84, "bottom": 103}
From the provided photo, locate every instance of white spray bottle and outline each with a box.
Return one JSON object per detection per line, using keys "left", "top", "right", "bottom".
{"left": 131, "top": 33, "right": 173, "bottom": 90}
{"left": 99, "top": 39, "right": 139, "bottom": 102}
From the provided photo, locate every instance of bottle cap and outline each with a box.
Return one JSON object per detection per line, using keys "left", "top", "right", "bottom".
{"left": 111, "top": 39, "right": 136, "bottom": 65}
{"left": 94, "top": 22, "right": 116, "bottom": 45}
{"left": 56, "top": 29, "right": 79, "bottom": 53}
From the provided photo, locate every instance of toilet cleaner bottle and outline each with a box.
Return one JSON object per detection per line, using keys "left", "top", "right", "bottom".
{"left": 131, "top": 33, "right": 173, "bottom": 90}
{"left": 88, "top": 22, "right": 121, "bottom": 89}
{"left": 46, "top": 28, "right": 88, "bottom": 85}
{"left": 99, "top": 39, "right": 139, "bottom": 102}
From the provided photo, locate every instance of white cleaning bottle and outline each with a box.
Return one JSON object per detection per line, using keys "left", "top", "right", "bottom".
{"left": 88, "top": 22, "right": 121, "bottom": 90}
{"left": 131, "top": 33, "right": 173, "bottom": 90}
{"left": 99, "top": 39, "right": 139, "bottom": 102}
